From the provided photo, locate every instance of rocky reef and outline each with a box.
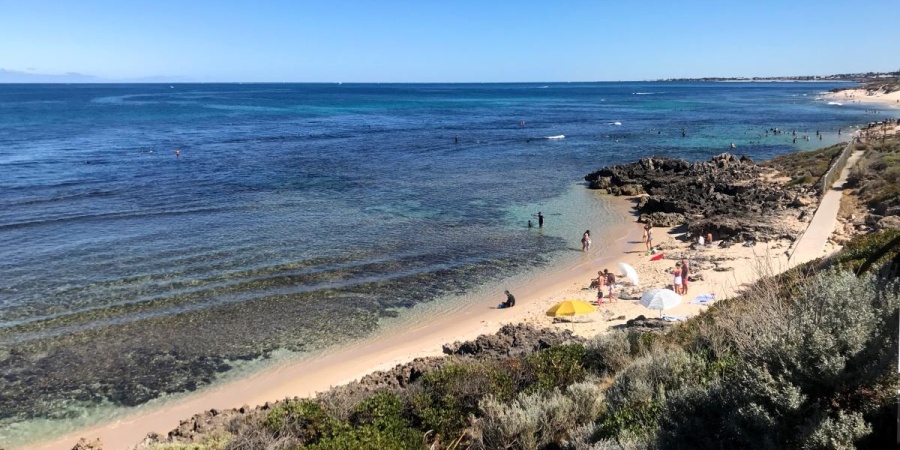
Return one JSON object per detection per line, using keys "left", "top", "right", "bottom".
{"left": 584, "top": 153, "right": 816, "bottom": 241}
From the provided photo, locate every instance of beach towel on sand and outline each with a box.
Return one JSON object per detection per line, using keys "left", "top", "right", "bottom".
{"left": 691, "top": 293, "right": 715, "bottom": 305}
{"left": 662, "top": 314, "right": 688, "bottom": 322}
{"left": 650, "top": 253, "right": 665, "bottom": 261}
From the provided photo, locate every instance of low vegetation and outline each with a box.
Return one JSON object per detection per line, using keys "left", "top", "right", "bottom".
{"left": 764, "top": 143, "right": 844, "bottom": 188}
{"left": 847, "top": 137, "right": 900, "bottom": 215}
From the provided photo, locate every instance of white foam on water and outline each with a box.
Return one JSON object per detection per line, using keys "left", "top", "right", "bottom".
{"left": 545, "top": 135, "right": 565, "bottom": 139}
{"left": 827, "top": 102, "right": 843, "bottom": 106}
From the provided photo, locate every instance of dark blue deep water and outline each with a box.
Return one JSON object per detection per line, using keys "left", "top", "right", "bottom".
{"left": 0, "top": 82, "right": 887, "bottom": 444}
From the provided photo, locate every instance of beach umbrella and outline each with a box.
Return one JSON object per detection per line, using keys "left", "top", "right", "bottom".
{"left": 546, "top": 299, "right": 596, "bottom": 317}
{"left": 639, "top": 289, "right": 682, "bottom": 316}
{"left": 617, "top": 262, "right": 639, "bottom": 285}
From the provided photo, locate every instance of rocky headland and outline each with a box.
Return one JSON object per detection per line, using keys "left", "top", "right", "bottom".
{"left": 583, "top": 153, "right": 820, "bottom": 242}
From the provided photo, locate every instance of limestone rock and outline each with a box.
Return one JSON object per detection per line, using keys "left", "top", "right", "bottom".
{"left": 583, "top": 153, "right": 808, "bottom": 241}
{"left": 72, "top": 438, "right": 103, "bottom": 450}
{"left": 639, "top": 212, "right": 686, "bottom": 227}
{"left": 876, "top": 215, "right": 900, "bottom": 230}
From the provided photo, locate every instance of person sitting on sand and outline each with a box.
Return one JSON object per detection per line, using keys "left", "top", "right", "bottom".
{"left": 589, "top": 270, "right": 604, "bottom": 289}
{"left": 499, "top": 290, "right": 516, "bottom": 309}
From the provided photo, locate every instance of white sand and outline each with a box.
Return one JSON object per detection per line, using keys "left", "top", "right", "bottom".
{"left": 30, "top": 197, "right": 804, "bottom": 450}
{"left": 824, "top": 88, "right": 900, "bottom": 108}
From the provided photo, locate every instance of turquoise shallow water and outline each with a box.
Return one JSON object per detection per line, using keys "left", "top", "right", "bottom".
{"left": 0, "top": 82, "right": 893, "bottom": 445}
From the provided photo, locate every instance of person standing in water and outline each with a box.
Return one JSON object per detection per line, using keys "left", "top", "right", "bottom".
{"left": 581, "top": 230, "right": 592, "bottom": 251}
{"left": 534, "top": 211, "right": 544, "bottom": 228}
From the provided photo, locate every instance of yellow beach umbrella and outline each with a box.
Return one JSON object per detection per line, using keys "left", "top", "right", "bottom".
{"left": 546, "top": 299, "right": 596, "bottom": 317}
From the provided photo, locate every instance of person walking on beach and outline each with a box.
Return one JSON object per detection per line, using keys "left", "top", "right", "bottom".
{"left": 534, "top": 211, "right": 544, "bottom": 228}
{"left": 645, "top": 226, "right": 653, "bottom": 252}
{"left": 581, "top": 230, "right": 592, "bottom": 251}
{"left": 642, "top": 223, "right": 650, "bottom": 243}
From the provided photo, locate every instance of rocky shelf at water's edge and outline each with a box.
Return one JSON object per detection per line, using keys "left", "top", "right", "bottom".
{"left": 584, "top": 153, "right": 818, "bottom": 242}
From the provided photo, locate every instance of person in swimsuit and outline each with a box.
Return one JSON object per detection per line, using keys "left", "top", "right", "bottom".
{"left": 673, "top": 262, "right": 683, "bottom": 294}
{"left": 680, "top": 259, "right": 690, "bottom": 295}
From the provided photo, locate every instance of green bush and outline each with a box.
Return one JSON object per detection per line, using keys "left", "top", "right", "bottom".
{"left": 411, "top": 360, "right": 514, "bottom": 441}
{"left": 147, "top": 433, "right": 230, "bottom": 450}
{"left": 263, "top": 398, "right": 334, "bottom": 442}
{"left": 584, "top": 331, "right": 633, "bottom": 376}
{"left": 308, "top": 391, "right": 422, "bottom": 450}
{"left": 472, "top": 382, "right": 603, "bottom": 450}
{"left": 525, "top": 344, "right": 587, "bottom": 392}
{"left": 597, "top": 349, "right": 710, "bottom": 443}
{"left": 651, "top": 270, "right": 899, "bottom": 449}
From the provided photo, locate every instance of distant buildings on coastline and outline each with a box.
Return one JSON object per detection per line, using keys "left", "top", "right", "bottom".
{"left": 658, "top": 70, "right": 900, "bottom": 83}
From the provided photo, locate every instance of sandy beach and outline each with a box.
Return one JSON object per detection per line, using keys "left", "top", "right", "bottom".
{"left": 824, "top": 87, "right": 900, "bottom": 108}
{"left": 31, "top": 187, "right": 815, "bottom": 450}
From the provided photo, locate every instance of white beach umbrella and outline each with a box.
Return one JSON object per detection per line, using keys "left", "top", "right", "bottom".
{"left": 639, "top": 289, "right": 682, "bottom": 316}
{"left": 617, "top": 262, "right": 639, "bottom": 286}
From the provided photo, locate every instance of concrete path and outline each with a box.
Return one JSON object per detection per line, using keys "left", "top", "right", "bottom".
{"left": 788, "top": 149, "right": 864, "bottom": 266}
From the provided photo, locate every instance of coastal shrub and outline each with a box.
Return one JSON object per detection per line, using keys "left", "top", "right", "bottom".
{"left": 524, "top": 344, "right": 587, "bottom": 392}
{"left": 262, "top": 398, "right": 334, "bottom": 442}
{"left": 223, "top": 414, "right": 297, "bottom": 450}
{"left": 583, "top": 331, "right": 632, "bottom": 376}
{"left": 471, "top": 381, "right": 603, "bottom": 450}
{"left": 802, "top": 411, "right": 872, "bottom": 450}
{"left": 147, "top": 432, "right": 231, "bottom": 450}
{"left": 765, "top": 144, "right": 843, "bottom": 186}
{"left": 411, "top": 360, "right": 514, "bottom": 441}
{"left": 596, "top": 349, "right": 711, "bottom": 443}
{"left": 827, "top": 229, "right": 900, "bottom": 275}
{"left": 307, "top": 391, "right": 422, "bottom": 450}
{"left": 652, "top": 269, "right": 898, "bottom": 448}
{"left": 317, "top": 385, "right": 376, "bottom": 422}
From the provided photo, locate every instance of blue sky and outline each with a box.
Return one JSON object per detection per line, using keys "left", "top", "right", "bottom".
{"left": 1, "top": 0, "right": 897, "bottom": 82}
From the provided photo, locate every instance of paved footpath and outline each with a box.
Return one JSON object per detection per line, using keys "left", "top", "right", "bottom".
{"left": 788, "top": 149, "right": 864, "bottom": 267}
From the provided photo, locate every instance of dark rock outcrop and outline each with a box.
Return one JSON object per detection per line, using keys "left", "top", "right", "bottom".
{"left": 442, "top": 323, "right": 582, "bottom": 358}
{"left": 584, "top": 154, "right": 809, "bottom": 241}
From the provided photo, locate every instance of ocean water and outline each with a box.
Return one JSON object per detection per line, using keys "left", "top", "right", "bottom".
{"left": 0, "top": 82, "right": 886, "bottom": 445}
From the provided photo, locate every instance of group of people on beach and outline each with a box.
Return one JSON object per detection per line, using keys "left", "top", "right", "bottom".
{"left": 589, "top": 269, "right": 617, "bottom": 304}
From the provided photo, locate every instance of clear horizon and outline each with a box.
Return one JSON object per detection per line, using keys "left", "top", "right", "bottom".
{"left": 1, "top": 0, "right": 898, "bottom": 83}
